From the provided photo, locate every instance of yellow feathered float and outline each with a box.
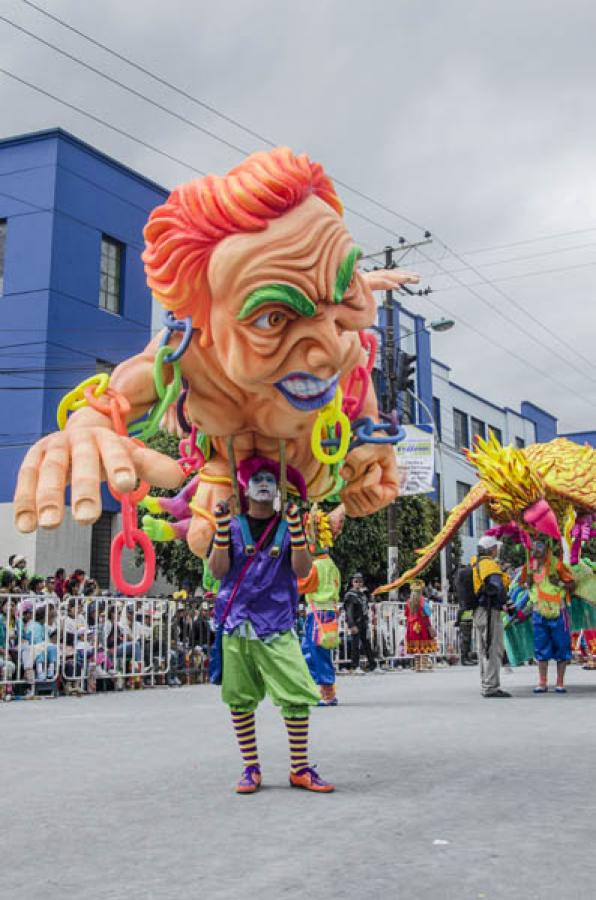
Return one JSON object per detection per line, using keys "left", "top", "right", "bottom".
{"left": 374, "top": 434, "right": 596, "bottom": 594}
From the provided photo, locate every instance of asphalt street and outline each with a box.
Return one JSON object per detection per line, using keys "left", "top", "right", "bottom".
{"left": 3, "top": 664, "right": 596, "bottom": 900}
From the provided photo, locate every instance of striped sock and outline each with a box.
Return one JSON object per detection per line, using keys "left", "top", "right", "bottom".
{"left": 231, "top": 710, "right": 259, "bottom": 768}
{"left": 284, "top": 715, "right": 310, "bottom": 774}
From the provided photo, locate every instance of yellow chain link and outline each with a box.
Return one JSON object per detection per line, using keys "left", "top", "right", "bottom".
{"left": 310, "top": 388, "right": 351, "bottom": 465}
{"left": 56, "top": 374, "right": 110, "bottom": 430}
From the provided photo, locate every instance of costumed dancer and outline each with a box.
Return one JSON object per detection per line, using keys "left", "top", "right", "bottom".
{"left": 298, "top": 505, "right": 341, "bottom": 706}
{"left": 404, "top": 579, "right": 437, "bottom": 671}
{"left": 520, "top": 538, "right": 575, "bottom": 694}
{"left": 208, "top": 457, "right": 334, "bottom": 795}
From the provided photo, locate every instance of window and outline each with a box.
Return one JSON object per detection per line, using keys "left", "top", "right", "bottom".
{"left": 433, "top": 396, "right": 442, "bottom": 440}
{"left": 0, "top": 219, "right": 6, "bottom": 296}
{"left": 474, "top": 504, "right": 491, "bottom": 538}
{"left": 90, "top": 511, "right": 115, "bottom": 589}
{"left": 99, "top": 235, "right": 123, "bottom": 314}
{"left": 515, "top": 436, "right": 525, "bottom": 449}
{"left": 456, "top": 481, "right": 474, "bottom": 536}
{"left": 488, "top": 426, "right": 502, "bottom": 445}
{"left": 453, "top": 409, "right": 469, "bottom": 451}
{"left": 470, "top": 417, "right": 486, "bottom": 442}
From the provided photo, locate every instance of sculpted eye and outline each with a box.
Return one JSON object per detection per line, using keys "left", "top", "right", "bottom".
{"left": 252, "top": 310, "right": 288, "bottom": 330}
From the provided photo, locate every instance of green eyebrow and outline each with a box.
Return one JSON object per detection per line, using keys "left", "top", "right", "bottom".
{"left": 333, "top": 246, "right": 362, "bottom": 303}
{"left": 237, "top": 284, "right": 316, "bottom": 320}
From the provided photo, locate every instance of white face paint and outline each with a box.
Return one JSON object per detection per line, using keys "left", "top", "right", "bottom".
{"left": 247, "top": 470, "right": 277, "bottom": 503}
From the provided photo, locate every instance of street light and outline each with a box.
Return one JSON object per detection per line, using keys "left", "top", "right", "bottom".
{"left": 399, "top": 318, "right": 456, "bottom": 342}
{"left": 429, "top": 317, "right": 455, "bottom": 333}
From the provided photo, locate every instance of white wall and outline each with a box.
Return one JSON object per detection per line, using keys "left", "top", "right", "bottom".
{"left": 0, "top": 503, "right": 38, "bottom": 571}
{"left": 0, "top": 503, "right": 91, "bottom": 576}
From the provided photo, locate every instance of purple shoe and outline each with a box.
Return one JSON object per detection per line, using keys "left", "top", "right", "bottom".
{"left": 236, "top": 765, "right": 262, "bottom": 794}
{"left": 290, "top": 766, "right": 335, "bottom": 793}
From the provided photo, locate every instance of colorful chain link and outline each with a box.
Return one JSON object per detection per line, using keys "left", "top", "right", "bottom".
{"left": 54, "top": 319, "right": 197, "bottom": 595}
{"left": 178, "top": 424, "right": 206, "bottom": 477}
{"left": 56, "top": 374, "right": 109, "bottom": 430}
{"left": 342, "top": 331, "right": 377, "bottom": 422}
{"left": 103, "top": 401, "right": 156, "bottom": 597}
{"left": 310, "top": 388, "right": 351, "bottom": 465}
{"left": 128, "top": 346, "right": 182, "bottom": 443}
{"left": 159, "top": 310, "right": 194, "bottom": 363}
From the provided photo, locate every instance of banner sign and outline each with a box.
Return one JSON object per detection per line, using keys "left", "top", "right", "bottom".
{"left": 395, "top": 424, "right": 435, "bottom": 496}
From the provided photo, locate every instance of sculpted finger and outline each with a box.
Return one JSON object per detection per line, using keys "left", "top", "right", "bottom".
{"left": 94, "top": 429, "right": 137, "bottom": 493}
{"left": 132, "top": 444, "right": 186, "bottom": 489}
{"left": 35, "top": 434, "right": 70, "bottom": 528}
{"left": 70, "top": 432, "right": 102, "bottom": 524}
{"left": 14, "top": 440, "right": 47, "bottom": 532}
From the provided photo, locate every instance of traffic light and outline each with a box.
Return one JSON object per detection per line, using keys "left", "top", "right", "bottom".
{"left": 396, "top": 350, "right": 416, "bottom": 392}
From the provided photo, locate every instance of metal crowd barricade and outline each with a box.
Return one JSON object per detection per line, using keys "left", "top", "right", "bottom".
{"left": 58, "top": 596, "right": 173, "bottom": 692}
{"left": 334, "top": 601, "right": 462, "bottom": 669}
{"left": 171, "top": 600, "right": 212, "bottom": 685}
{"left": 0, "top": 594, "right": 61, "bottom": 698}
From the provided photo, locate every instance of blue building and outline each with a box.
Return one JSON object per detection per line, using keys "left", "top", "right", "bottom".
{"left": 0, "top": 128, "right": 167, "bottom": 580}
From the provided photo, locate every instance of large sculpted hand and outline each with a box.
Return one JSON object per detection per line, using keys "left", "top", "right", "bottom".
{"left": 14, "top": 425, "right": 184, "bottom": 533}
{"left": 340, "top": 443, "right": 399, "bottom": 517}
{"left": 362, "top": 269, "right": 420, "bottom": 292}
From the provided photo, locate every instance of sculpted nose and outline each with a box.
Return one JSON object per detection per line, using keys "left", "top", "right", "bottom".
{"left": 304, "top": 340, "right": 340, "bottom": 377}
{"left": 303, "top": 313, "right": 343, "bottom": 375}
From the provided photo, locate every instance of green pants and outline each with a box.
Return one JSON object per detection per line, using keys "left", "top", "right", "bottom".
{"left": 222, "top": 631, "right": 320, "bottom": 718}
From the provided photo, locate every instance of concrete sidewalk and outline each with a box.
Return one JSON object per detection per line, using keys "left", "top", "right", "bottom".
{"left": 3, "top": 665, "right": 595, "bottom": 900}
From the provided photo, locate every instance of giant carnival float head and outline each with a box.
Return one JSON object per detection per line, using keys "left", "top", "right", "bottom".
{"left": 15, "top": 147, "right": 418, "bottom": 596}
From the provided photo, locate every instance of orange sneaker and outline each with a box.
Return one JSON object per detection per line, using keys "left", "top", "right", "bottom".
{"left": 236, "top": 766, "right": 262, "bottom": 794}
{"left": 289, "top": 766, "right": 335, "bottom": 793}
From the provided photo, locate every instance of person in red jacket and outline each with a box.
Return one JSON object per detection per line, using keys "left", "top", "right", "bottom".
{"left": 405, "top": 579, "right": 437, "bottom": 671}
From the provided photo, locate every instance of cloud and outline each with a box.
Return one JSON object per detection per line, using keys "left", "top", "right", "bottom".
{"left": 1, "top": 0, "right": 595, "bottom": 430}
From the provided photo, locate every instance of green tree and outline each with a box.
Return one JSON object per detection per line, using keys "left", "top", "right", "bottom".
{"left": 136, "top": 430, "right": 204, "bottom": 591}
{"left": 331, "top": 495, "right": 461, "bottom": 591}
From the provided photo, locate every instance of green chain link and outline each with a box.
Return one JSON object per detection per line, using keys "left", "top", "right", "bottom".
{"left": 128, "top": 346, "right": 182, "bottom": 443}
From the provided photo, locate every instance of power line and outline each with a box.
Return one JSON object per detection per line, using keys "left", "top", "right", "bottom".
{"left": 0, "top": 14, "right": 253, "bottom": 160}
{"left": 17, "top": 0, "right": 429, "bottom": 234}
{"left": 0, "top": 67, "right": 204, "bottom": 178}
{"left": 421, "top": 243, "right": 596, "bottom": 379}
{"left": 20, "top": 0, "right": 277, "bottom": 150}
{"left": 414, "top": 239, "right": 596, "bottom": 277}
{"left": 434, "top": 226, "right": 596, "bottom": 260}
{"left": 409, "top": 271, "right": 596, "bottom": 410}
{"left": 6, "top": 5, "right": 595, "bottom": 411}
{"left": 435, "top": 257, "right": 596, "bottom": 290}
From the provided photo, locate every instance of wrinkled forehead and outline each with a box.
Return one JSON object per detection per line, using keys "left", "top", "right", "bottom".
{"left": 208, "top": 196, "right": 354, "bottom": 311}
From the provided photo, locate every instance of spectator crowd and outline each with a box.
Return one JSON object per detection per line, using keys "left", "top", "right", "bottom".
{"left": 0, "top": 554, "right": 215, "bottom": 700}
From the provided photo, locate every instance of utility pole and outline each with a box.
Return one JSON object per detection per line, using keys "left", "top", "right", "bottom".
{"left": 376, "top": 238, "right": 433, "bottom": 596}
{"left": 383, "top": 246, "right": 400, "bottom": 594}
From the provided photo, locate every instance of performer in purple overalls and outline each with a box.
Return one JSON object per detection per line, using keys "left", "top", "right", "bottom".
{"left": 208, "top": 457, "right": 335, "bottom": 795}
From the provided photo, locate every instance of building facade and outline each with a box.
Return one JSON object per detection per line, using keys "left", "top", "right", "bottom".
{"left": 371, "top": 298, "right": 566, "bottom": 562}
{"left": 0, "top": 128, "right": 167, "bottom": 580}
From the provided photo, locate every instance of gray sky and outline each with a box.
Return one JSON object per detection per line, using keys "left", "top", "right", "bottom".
{"left": 1, "top": 0, "right": 595, "bottom": 431}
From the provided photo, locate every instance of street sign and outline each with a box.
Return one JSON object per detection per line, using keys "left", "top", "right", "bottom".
{"left": 395, "top": 424, "right": 434, "bottom": 496}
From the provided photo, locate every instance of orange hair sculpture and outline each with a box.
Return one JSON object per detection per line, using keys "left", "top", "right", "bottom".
{"left": 143, "top": 148, "right": 343, "bottom": 344}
